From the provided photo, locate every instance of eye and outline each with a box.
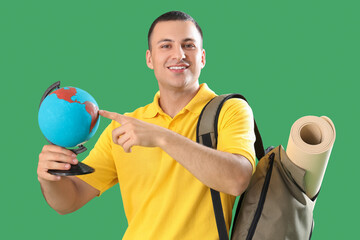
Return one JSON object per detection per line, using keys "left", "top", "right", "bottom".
{"left": 184, "top": 43, "right": 196, "bottom": 49}
{"left": 160, "top": 44, "right": 171, "bottom": 49}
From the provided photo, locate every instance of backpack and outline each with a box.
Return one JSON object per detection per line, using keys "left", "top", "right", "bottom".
{"left": 196, "top": 94, "right": 317, "bottom": 240}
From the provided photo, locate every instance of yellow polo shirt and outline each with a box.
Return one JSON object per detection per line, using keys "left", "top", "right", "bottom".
{"left": 78, "top": 83, "right": 255, "bottom": 240}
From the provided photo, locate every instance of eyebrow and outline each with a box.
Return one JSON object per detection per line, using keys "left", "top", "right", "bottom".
{"left": 157, "top": 39, "right": 173, "bottom": 45}
{"left": 157, "top": 38, "right": 197, "bottom": 45}
{"left": 183, "top": 38, "right": 196, "bottom": 42}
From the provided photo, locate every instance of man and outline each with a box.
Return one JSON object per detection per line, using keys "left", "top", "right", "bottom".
{"left": 37, "top": 11, "right": 256, "bottom": 239}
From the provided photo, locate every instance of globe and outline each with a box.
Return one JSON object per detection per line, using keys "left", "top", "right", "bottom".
{"left": 38, "top": 86, "right": 100, "bottom": 148}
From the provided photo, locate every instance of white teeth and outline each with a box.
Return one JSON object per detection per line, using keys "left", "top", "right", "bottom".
{"left": 169, "top": 66, "right": 187, "bottom": 70}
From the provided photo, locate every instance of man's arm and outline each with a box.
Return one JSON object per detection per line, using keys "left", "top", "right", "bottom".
{"left": 37, "top": 145, "right": 100, "bottom": 214}
{"left": 159, "top": 131, "right": 253, "bottom": 196}
{"left": 100, "top": 110, "right": 253, "bottom": 196}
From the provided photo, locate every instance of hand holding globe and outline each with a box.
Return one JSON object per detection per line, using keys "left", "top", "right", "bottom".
{"left": 38, "top": 81, "right": 100, "bottom": 176}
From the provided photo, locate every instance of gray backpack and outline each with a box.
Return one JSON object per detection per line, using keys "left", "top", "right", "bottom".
{"left": 196, "top": 94, "right": 317, "bottom": 240}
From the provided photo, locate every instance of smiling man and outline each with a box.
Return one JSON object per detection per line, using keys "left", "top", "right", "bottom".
{"left": 37, "top": 11, "right": 256, "bottom": 239}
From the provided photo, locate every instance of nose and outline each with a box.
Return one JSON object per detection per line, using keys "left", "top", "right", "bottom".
{"left": 172, "top": 45, "right": 186, "bottom": 61}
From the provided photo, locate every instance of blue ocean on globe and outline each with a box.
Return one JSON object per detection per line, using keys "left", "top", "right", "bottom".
{"left": 38, "top": 86, "right": 100, "bottom": 148}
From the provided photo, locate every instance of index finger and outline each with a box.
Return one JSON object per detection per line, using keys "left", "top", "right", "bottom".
{"left": 99, "top": 110, "right": 124, "bottom": 123}
{"left": 42, "top": 145, "right": 75, "bottom": 157}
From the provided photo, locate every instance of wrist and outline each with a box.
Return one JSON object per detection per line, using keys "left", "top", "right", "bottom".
{"left": 156, "top": 128, "right": 176, "bottom": 150}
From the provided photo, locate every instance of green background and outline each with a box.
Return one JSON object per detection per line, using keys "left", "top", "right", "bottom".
{"left": 1, "top": 0, "right": 358, "bottom": 239}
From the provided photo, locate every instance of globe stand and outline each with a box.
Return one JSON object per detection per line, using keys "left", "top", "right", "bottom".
{"left": 47, "top": 144, "right": 95, "bottom": 176}
{"left": 40, "top": 81, "right": 95, "bottom": 176}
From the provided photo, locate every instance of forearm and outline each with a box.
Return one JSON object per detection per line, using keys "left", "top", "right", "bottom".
{"left": 39, "top": 177, "right": 79, "bottom": 215}
{"left": 158, "top": 130, "right": 253, "bottom": 196}
{"left": 99, "top": 110, "right": 253, "bottom": 195}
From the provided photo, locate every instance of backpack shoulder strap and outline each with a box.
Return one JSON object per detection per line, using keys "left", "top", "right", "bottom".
{"left": 196, "top": 93, "right": 265, "bottom": 240}
{"left": 197, "top": 94, "right": 265, "bottom": 159}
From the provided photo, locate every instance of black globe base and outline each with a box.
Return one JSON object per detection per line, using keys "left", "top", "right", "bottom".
{"left": 48, "top": 162, "right": 95, "bottom": 176}
{"left": 48, "top": 144, "right": 94, "bottom": 176}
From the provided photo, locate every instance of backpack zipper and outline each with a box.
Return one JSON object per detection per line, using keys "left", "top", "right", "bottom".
{"left": 246, "top": 152, "right": 275, "bottom": 240}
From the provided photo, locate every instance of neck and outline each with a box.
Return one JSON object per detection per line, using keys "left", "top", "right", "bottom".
{"left": 158, "top": 83, "right": 200, "bottom": 118}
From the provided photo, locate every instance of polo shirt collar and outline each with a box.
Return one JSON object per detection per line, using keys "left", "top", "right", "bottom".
{"left": 143, "top": 83, "right": 216, "bottom": 119}
{"left": 184, "top": 83, "right": 216, "bottom": 114}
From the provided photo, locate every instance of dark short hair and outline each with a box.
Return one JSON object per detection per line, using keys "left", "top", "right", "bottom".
{"left": 147, "top": 11, "right": 203, "bottom": 50}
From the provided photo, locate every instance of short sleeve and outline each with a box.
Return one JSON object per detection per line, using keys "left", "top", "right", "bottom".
{"left": 216, "top": 98, "right": 256, "bottom": 173}
{"left": 76, "top": 121, "right": 118, "bottom": 195}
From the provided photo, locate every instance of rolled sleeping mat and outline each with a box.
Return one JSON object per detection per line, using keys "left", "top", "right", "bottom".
{"left": 286, "top": 116, "right": 336, "bottom": 199}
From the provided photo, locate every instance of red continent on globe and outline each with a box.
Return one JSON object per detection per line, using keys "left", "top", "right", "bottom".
{"left": 50, "top": 87, "right": 99, "bottom": 133}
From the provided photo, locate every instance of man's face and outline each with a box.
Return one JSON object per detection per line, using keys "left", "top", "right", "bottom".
{"left": 146, "top": 21, "right": 206, "bottom": 91}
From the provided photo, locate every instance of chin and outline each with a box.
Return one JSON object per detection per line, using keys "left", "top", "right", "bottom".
{"left": 169, "top": 77, "right": 198, "bottom": 89}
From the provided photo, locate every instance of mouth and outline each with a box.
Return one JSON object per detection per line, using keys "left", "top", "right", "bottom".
{"left": 167, "top": 65, "right": 189, "bottom": 72}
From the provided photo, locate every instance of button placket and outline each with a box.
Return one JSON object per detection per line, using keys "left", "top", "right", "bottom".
{"left": 167, "top": 119, "right": 176, "bottom": 131}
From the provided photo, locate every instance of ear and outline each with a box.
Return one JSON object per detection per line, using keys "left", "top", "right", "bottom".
{"left": 146, "top": 50, "right": 154, "bottom": 69}
{"left": 201, "top": 49, "right": 206, "bottom": 69}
